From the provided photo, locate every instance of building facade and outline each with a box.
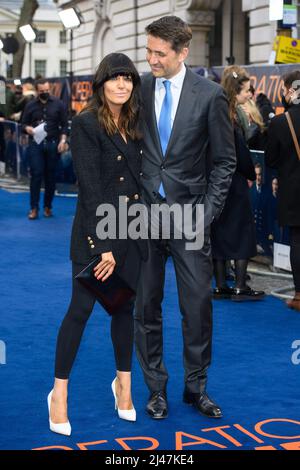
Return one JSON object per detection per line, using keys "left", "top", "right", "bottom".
{"left": 0, "top": 0, "right": 68, "bottom": 78}
{"left": 60, "top": 0, "right": 300, "bottom": 74}
{"left": 58, "top": 0, "right": 248, "bottom": 75}
{"left": 2, "top": 1, "right": 299, "bottom": 79}
{"left": 243, "top": 0, "right": 300, "bottom": 64}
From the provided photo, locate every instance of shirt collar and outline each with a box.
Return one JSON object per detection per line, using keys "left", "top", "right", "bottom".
{"left": 156, "top": 64, "right": 186, "bottom": 90}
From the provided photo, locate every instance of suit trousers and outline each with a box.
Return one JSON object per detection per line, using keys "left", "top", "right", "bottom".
{"left": 29, "top": 140, "right": 60, "bottom": 210}
{"left": 134, "top": 235, "right": 213, "bottom": 394}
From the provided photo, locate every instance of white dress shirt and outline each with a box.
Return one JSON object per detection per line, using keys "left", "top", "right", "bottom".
{"left": 155, "top": 64, "right": 187, "bottom": 128}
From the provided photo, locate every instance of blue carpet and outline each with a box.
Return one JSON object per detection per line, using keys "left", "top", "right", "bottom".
{"left": 1, "top": 189, "right": 300, "bottom": 451}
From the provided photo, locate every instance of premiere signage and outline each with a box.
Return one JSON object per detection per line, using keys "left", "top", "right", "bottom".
{"left": 32, "top": 418, "right": 300, "bottom": 450}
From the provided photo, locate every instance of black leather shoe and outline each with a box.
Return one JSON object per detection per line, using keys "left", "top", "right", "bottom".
{"left": 146, "top": 391, "right": 168, "bottom": 419}
{"left": 44, "top": 207, "right": 53, "bottom": 218}
{"left": 231, "top": 286, "right": 265, "bottom": 301}
{"left": 286, "top": 294, "right": 300, "bottom": 312}
{"left": 28, "top": 208, "right": 38, "bottom": 220}
{"left": 213, "top": 286, "right": 234, "bottom": 300}
{"left": 183, "top": 389, "right": 222, "bottom": 418}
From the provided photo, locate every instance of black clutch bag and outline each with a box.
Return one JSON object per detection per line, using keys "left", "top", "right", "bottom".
{"left": 75, "top": 257, "right": 136, "bottom": 315}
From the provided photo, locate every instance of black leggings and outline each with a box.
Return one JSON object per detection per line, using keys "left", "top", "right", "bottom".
{"left": 290, "top": 226, "right": 300, "bottom": 292}
{"left": 213, "top": 259, "right": 249, "bottom": 290}
{"left": 54, "top": 262, "right": 135, "bottom": 379}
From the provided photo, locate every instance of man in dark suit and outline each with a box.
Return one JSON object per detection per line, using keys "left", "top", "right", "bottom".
{"left": 134, "top": 16, "right": 236, "bottom": 419}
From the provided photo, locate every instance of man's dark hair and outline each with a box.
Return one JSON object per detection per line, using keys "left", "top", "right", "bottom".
{"left": 24, "top": 76, "right": 35, "bottom": 85}
{"left": 145, "top": 16, "right": 192, "bottom": 53}
{"left": 282, "top": 70, "right": 300, "bottom": 90}
{"left": 35, "top": 78, "right": 49, "bottom": 89}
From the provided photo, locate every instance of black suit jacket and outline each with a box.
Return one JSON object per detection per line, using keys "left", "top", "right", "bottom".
{"left": 140, "top": 67, "right": 236, "bottom": 230}
{"left": 70, "top": 111, "right": 148, "bottom": 265}
{"left": 265, "top": 104, "right": 300, "bottom": 226}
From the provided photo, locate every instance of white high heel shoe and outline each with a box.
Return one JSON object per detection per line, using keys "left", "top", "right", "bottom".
{"left": 111, "top": 378, "right": 136, "bottom": 422}
{"left": 47, "top": 390, "right": 72, "bottom": 436}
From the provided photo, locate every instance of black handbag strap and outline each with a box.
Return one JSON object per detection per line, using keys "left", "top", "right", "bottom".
{"left": 285, "top": 112, "right": 300, "bottom": 161}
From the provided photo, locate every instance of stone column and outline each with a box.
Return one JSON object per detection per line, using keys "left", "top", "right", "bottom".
{"left": 174, "top": 1, "right": 222, "bottom": 67}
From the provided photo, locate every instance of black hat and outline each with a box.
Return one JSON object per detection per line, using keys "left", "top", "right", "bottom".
{"left": 93, "top": 53, "right": 140, "bottom": 91}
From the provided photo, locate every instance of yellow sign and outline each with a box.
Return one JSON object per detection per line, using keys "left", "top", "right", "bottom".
{"left": 276, "top": 36, "right": 300, "bottom": 64}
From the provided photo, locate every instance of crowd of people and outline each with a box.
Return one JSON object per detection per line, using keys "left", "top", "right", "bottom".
{"left": 1, "top": 14, "right": 299, "bottom": 436}
{"left": 0, "top": 76, "right": 74, "bottom": 190}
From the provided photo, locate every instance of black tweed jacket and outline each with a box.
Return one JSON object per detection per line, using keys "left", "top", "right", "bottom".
{"left": 70, "top": 111, "right": 148, "bottom": 265}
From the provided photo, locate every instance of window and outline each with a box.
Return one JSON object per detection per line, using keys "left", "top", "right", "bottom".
{"left": 60, "top": 60, "right": 68, "bottom": 77}
{"left": 6, "top": 64, "right": 13, "bottom": 79}
{"left": 35, "top": 60, "right": 46, "bottom": 78}
{"left": 34, "top": 30, "right": 46, "bottom": 43}
{"left": 60, "top": 30, "right": 67, "bottom": 44}
{"left": 296, "top": 2, "right": 300, "bottom": 37}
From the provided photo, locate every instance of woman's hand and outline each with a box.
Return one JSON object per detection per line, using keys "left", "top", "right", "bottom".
{"left": 93, "top": 252, "right": 116, "bottom": 282}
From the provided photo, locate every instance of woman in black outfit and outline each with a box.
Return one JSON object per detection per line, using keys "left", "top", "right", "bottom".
{"left": 47, "top": 53, "right": 147, "bottom": 435}
{"left": 211, "top": 66, "right": 265, "bottom": 301}
{"left": 266, "top": 70, "right": 300, "bottom": 312}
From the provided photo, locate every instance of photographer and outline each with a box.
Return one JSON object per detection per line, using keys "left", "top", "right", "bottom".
{"left": 22, "top": 79, "right": 68, "bottom": 219}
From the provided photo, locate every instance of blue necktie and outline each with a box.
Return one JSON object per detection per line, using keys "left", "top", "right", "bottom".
{"left": 158, "top": 80, "right": 172, "bottom": 198}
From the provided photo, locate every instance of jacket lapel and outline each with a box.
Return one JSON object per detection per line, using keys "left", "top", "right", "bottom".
{"left": 164, "top": 68, "right": 199, "bottom": 161}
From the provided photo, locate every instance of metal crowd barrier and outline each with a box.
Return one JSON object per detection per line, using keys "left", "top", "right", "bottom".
{"left": 249, "top": 149, "right": 290, "bottom": 252}
{"left": 0, "top": 119, "right": 22, "bottom": 180}
{"left": 0, "top": 119, "right": 77, "bottom": 194}
{"left": 249, "top": 149, "right": 293, "bottom": 299}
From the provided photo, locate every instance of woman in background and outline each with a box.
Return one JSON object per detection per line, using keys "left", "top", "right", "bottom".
{"left": 266, "top": 70, "right": 300, "bottom": 312}
{"left": 211, "top": 66, "right": 265, "bottom": 301}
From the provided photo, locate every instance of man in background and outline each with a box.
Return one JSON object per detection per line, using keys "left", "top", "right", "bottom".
{"left": 22, "top": 79, "right": 68, "bottom": 219}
